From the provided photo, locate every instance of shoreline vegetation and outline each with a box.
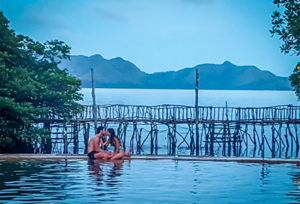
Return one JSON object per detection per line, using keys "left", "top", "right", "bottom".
{"left": 0, "top": 12, "right": 83, "bottom": 153}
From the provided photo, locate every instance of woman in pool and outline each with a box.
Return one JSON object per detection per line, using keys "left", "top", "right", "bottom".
{"left": 107, "top": 128, "right": 131, "bottom": 160}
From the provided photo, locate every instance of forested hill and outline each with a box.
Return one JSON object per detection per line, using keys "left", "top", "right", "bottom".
{"left": 59, "top": 54, "right": 292, "bottom": 90}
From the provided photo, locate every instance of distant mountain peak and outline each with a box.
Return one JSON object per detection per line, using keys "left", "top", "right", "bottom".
{"left": 89, "top": 54, "right": 104, "bottom": 59}
{"left": 110, "top": 57, "right": 124, "bottom": 62}
{"left": 222, "top": 61, "right": 234, "bottom": 66}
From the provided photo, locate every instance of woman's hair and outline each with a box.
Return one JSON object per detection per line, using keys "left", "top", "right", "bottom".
{"left": 107, "top": 128, "right": 117, "bottom": 146}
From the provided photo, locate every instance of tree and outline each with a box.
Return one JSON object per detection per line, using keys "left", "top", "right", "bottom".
{"left": 290, "top": 62, "right": 300, "bottom": 99}
{"left": 270, "top": 0, "right": 300, "bottom": 99}
{"left": 270, "top": 0, "right": 300, "bottom": 55}
{"left": 0, "top": 12, "right": 83, "bottom": 153}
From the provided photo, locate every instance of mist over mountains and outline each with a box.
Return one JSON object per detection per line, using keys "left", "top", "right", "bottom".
{"left": 59, "top": 54, "right": 291, "bottom": 90}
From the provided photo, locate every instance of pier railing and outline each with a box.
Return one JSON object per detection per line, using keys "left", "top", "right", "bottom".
{"left": 76, "top": 104, "right": 300, "bottom": 123}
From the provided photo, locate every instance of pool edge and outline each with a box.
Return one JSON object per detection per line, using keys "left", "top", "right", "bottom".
{"left": 0, "top": 154, "right": 300, "bottom": 164}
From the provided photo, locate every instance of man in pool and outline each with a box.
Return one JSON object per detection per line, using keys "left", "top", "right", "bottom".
{"left": 87, "top": 126, "right": 113, "bottom": 160}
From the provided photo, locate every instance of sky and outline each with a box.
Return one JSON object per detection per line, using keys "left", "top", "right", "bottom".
{"left": 0, "top": 0, "right": 298, "bottom": 76}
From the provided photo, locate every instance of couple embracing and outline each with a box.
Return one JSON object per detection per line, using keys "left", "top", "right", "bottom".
{"left": 87, "top": 126, "right": 131, "bottom": 160}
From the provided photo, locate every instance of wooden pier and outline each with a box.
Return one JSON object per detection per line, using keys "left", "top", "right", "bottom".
{"left": 47, "top": 104, "right": 300, "bottom": 158}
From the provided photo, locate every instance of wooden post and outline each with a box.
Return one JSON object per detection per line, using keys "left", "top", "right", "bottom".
{"left": 261, "top": 123, "right": 265, "bottom": 158}
{"left": 278, "top": 123, "right": 282, "bottom": 157}
{"left": 189, "top": 123, "right": 195, "bottom": 155}
{"left": 195, "top": 69, "right": 200, "bottom": 155}
{"left": 227, "top": 123, "right": 231, "bottom": 156}
{"left": 155, "top": 124, "right": 158, "bottom": 155}
{"left": 172, "top": 123, "right": 177, "bottom": 155}
{"left": 295, "top": 124, "right": 299, "bottom": 157}
{"left": 222, "top": 124, "right": 227, "bottom": 156}
{"left": 83, "top": 123, "right": 90, "bottom": 154}
{"left": 167, "top": 124, "right": 171, "bottom": 155}
{"left": 150, "top": 123, "right": 154, "bottom": 155}
{"left": 91, "top": 68, "right": 97, "bottom": 133}
{"left": 121, "top": 123, "right": 128, "bottom": 152}
{"left": 137, "top": 128, "right": 142, "bottom": 155}
{"left": 205, "top": 124, "right": 209, "bottom": 155}
{"left": 233, "top": 123, "right": 239, "bottom": 156}
{"left": 43, "top": 122, "right": 52, "bottom": 154}
{"left": 271, "top": 123, "right": 275, "bottom": 158}
{"left": 73, "top": 124, "right": 79, "bottom": 154}
{"left": 209, "top": 123, "right": 214, "bottom": 156}
{"left": 131, "top": 123, "right": 137, "bottom": 154}
{"left": 63, "top": 124, "right": 68, "bottom": 154}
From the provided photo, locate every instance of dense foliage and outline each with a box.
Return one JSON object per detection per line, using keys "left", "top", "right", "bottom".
{"left": 270, "top": 0, "right": 299, "bottom": 55}
{"left": 270, "top": 0, "right": 300, "bottom": 99}
{"left": 290, "top": 62, "right": 300, "bottom": 99}
{"left": 0, "top": 12, "right": 83, "bottom": 153}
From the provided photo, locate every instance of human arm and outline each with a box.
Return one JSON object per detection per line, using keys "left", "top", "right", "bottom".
{"left": 114, "top": 138, "right": 120, "bottom": 153}
{"left": 103, "top": 139, "right": 110, "bottom": 147}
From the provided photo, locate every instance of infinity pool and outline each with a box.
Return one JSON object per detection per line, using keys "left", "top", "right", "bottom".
{"left": 1, "top": 159, "right": 300, "bottom": 203}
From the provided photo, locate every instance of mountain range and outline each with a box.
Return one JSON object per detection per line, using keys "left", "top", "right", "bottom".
{"left": 59, "top": 54, "right": 292, "bottom": 90}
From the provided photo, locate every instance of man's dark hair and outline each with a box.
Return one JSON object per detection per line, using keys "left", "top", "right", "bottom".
{"left": 96, "top": 126, "right": 104, "bottom": 134}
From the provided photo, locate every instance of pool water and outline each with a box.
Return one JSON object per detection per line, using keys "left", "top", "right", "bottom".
{"left": 1, "top": 160, "right": 300, "bottom": 203}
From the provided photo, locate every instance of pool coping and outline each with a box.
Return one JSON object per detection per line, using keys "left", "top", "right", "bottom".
{"left": 0, "top": 154, "right": 300, "bottom": 164}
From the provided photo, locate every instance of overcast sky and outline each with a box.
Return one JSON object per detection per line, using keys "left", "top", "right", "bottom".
{"left": 0, "top": 0, "right": 298, "bottom": 76}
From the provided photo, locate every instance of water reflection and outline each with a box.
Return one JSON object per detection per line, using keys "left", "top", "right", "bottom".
{"left": 87, "top": 160, "right": 124, "bottom": 202}
{"left": 0, "top": 160, "right": 43, "bottom": 190}
{"left": 260, "top": 164, "right": 270, "bottom": 186}
{"left": 2, "top": 160, "right": 300, "bottom": 203}
{"left": 0, "top": 160, "right": 126, "bottom": 203}
{"left": 87, "top": 160, "right": 124, "bottom": 186}
{"left": 287, "top": 165, "right": 300, "bottom": 203}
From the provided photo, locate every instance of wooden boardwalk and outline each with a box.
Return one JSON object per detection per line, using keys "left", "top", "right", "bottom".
{"left": 47, "top": 104, "right": 300, "bottom": 159}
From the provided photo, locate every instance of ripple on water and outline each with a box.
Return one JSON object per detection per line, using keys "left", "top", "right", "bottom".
{"left": 0, "top": 160, "right": 300, "bottom": 203}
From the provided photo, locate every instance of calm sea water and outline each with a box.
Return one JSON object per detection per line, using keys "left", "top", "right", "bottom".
{"left": 1, "top": 159, "right": 300, "bottom": 203}
{"left": 79, "top": 88, "right": 299, "bottom": 107}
